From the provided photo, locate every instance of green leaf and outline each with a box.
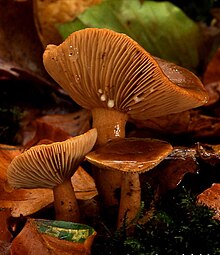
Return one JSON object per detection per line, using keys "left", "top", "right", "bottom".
{"left": 34, "top": 219, "right": 96, "bottom": 243}
{"left": 58, "top": 0, "right": 201, "bottom": 71}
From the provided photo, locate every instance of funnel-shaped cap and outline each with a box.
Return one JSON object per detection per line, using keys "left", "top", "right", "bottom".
{"left": 43, "top": 28, "right": 208, "bottom": 120}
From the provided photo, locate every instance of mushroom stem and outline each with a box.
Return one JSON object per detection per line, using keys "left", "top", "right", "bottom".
{"left": 92, "top": 108, "right": 128, "bottom": 208}
{"left": 53, "top": 179, "right": 80, "bottom": 222}
{"left": 117, "top": 173, "right": 141, "bottom": 229}
{"left": 92, "top": 108, "right": 128, "bottom": 145}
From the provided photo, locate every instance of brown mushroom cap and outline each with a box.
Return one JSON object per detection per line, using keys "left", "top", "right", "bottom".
{"left": 7, "top": 128, "right": 97, "bottom": 189}
{"left": 43, "top": 28, "right": 208, "bottom": 120}
{"left": 86, "top": 137, "right": 173, "bottom": 173}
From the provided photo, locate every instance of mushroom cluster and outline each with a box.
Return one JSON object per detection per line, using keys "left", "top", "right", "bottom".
{"left": 7, "top": 128, "right": 97, "bottom": 223}
{"left": 43, "top": 28, "right": 208, "bottom": 224}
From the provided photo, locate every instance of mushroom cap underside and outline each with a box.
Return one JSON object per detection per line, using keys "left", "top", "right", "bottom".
{"left": 43, "top": 28, "right": 208, "bottom": 120}
{"left": 86, "top": 137, "right": 173, "bottom": 173}
{"left": 7, "top": 128, "right": 97, "bottom": 189}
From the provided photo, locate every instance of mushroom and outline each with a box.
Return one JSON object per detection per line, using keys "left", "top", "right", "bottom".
{"left": 7, "top": 128, "right": 97, "bottom": 222}
{"left": 86, "top": 137, "right": 173, "bottom": 229}
{"left": 43, "top": 28, "right": 208, "bottom": 209}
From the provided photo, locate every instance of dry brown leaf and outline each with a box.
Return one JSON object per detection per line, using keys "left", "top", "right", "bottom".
{"left": 145, "top": 147, "right": 199, "bottom": 195}
{"left": 0, "top": 0, "right": 52, "bottom": 82}
{"left": 130, "top": 110, "right": 220, "bottom": 140}
{"left": 33, "top": 0, "right": 102, "bottom": 47}
{"left": 203, "top": 81, "right": 220, "bottom": 105}
{"left": 203, "top": 48, "right": 220, "bottom": 85}
{"left": 0, "top": 208, "right": 13, "bottom": 242}
{"left": 129, "top": 110, "right": 191, "bottom": 136}
{"left": 0, "top": 144, "right": 21, "bottom": 180}
{"left": 0, "top": 145, "right": 53, "bottom": 217}
{"left": 188, "top": 111, "right": 220, "bottom": 139}
{"left": 10, "top": 218, "right": 54, "bottom": 255}
{"left": 202, "top": 47, "right": 220, "bottom": 105}
{"left": 0, "top": 240, "right": 11, "bottom": 255}
{"left": 0, "top": 186, "right": 54, "bottom": 218}
{"left": 21, "top": 109, "right": 91, "bottom": 147}
{"left": 197, "top": 183, "right": 220, "bottom": 220}
{"left": 197, "top": 142, "right": 220, "bottom": 165}
{"left": 72, "top": 167, "right": 98, "bottom": 200}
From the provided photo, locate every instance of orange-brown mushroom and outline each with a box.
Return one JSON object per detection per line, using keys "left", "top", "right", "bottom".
{"left": 7, "top": 128, "right": 97, "bottom": 222}
{"left": 86, "top": 137, "right": 173, "bottom": 229}
{"left": 43, "top": 28, "right": 208, "bottom": 210}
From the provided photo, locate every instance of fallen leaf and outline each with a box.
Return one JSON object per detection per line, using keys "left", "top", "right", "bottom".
{"left": 72, "top": 167, "right": 98, "bottom": 200}
{"left": 197, "top": 142, "right": 220, "bottom": 166}
{"left": 33, "top": 0, "right": 102, "bottom": 47}
{"left": 0, "top": 0, "right": 51, "bottom": 81}
{"left": 197, "top": 183, "right": 220, "bottom": 220}
{"left": 0, "top": 145, "right": 52, "bottom": 217}
{"left": 0, "top": 240, "right": 11, "bottom": 255}
{"left": 203, "top": 47, "right": 220, "bottom": 85}
{"left": 0, "top": 174, "right": 97, "bottom": 218}
{"left": 129, "top": 110, "right": 191, "bottom": 136}
{"left": 188, "top": 111, "right": 220, "bottom": 139}
{"left": 129, "top": 109, "right": 220, "bottom": 142}
{"left": 0, "top": 186, "right": 54, "bottom": 218}
{"left": 0, "top": 144, "right": 21, "bottom": 180}
{"left": 201, "top": 47, "right": 220, "bottom": 105}
{"left": 21, "top": 109, "right": 91, "bottom": 147}
{"left": 145, "top": 147, "right": 199, "bottom": 195}
{"left": 0, "top": 208, "right": 13, "bottom": 242}
{"left": 203, "top": 81, "right": 220, "bottom": 105}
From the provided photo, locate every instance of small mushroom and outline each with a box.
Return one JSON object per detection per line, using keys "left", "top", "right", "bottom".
{"left": 86, "top": 137, "right": 173, "bottom": 229}
{"left": 7, "top": 128, "right": 97, "bottom": 222}
{"left": 43, "top": 28, "right": 208, "bottom": 209}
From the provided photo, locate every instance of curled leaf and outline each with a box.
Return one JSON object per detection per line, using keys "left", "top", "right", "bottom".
{"left": 10, "top": 218, "right": 96, "bottom": 255}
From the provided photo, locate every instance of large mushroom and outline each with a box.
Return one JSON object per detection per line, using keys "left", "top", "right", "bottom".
{"left": 86, "top": 137, "right": 173, "bottom": 229}
{"left": 7, "top": 128, "right": 97, "bottom": 222}
{"left": 43, "top": 28, "right": 208, "bottom": 209}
